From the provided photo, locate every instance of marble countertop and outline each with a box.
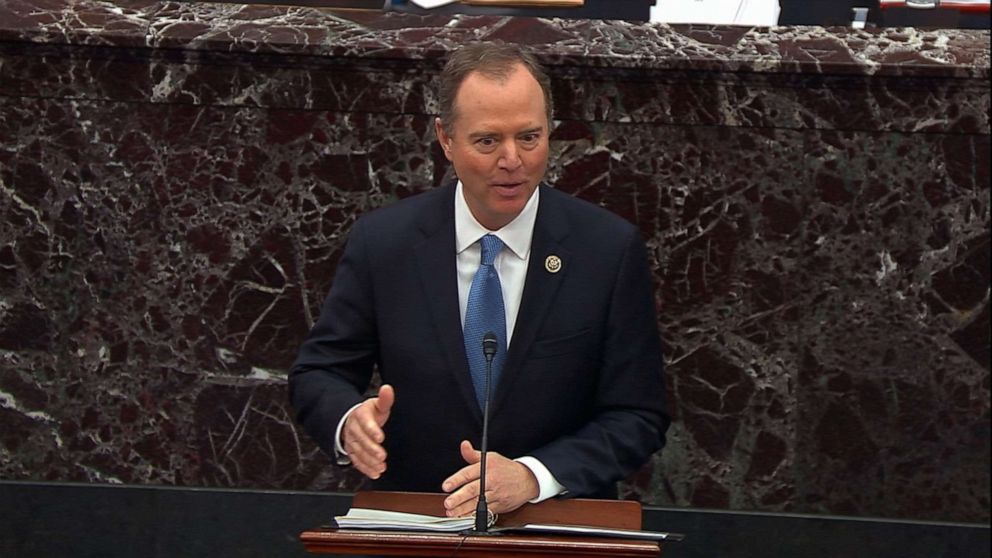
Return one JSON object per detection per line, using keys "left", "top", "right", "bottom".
{"left": 0, "top": 0, "right": 987, "bottom": 78}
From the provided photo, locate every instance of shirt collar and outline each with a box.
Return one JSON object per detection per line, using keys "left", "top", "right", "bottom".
{"left": 455, "top": 180, "right": 539, "bottom": 260}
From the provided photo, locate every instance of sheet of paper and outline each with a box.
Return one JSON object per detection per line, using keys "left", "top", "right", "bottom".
{"left": 410, "top": 0, "right": 460, "bottom": 9}
{"left": 496, "top": 523, "right": 686, "bottom": 541}
{"left": 650, "top": 0, "right": 780, "bottom": 25}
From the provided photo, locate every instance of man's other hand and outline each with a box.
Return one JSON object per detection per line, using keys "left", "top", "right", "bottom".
{"left": 441, "top": 440, "right": 539, "bottom": 516}
{"left": 343, "top": 384, "right": 395, "bottom": 479}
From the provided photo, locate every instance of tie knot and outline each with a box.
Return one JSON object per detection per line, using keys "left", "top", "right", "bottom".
{"left": 479, "top": 234, "right": 504, "bottom": 266}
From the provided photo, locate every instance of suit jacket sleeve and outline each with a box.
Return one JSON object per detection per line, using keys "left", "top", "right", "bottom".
{"left": 288, "top": 218, "right": 378, "bottom": 458}
{"left": 527, "top": 226, "right": 669, "bottom": 497}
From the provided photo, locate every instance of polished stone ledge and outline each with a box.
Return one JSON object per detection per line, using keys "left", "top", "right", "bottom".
{"left": 0, "top": 0, "right": 987, "bottom": 79}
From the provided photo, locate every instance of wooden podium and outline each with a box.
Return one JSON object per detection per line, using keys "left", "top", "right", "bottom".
{"left": 300, "top": 491, "right": 663, "bottom": 557}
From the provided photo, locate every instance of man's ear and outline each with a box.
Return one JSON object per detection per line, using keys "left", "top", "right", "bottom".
{"left": 434, "top": 117, "right": 452, "bottom": 158}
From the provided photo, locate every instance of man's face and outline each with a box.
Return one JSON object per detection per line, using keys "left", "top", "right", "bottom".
{"left": 435, "top": 63, "right": 549, "bottom": 231}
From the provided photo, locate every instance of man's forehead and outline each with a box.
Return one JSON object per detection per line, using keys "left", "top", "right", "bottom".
{"left": 458, "top": 63, "right": 528, "bottom": 92}
{"left": 451, "top": 66, "right": 544, "bottom": 113}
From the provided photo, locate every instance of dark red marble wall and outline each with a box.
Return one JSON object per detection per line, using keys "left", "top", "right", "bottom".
{"left": 0, "top": 0, "right": 988, "bottom": 522}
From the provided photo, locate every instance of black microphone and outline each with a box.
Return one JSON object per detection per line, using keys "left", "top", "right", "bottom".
{"left": 473, "top": 331, "right": 498, "bottom": 534}
{"left": 483, "top": 333, "right": 497, "bottom": 361}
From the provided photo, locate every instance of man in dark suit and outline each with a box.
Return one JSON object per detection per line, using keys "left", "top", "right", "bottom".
{"left": 289, "top": 43, "right": 668, "bottom": 516}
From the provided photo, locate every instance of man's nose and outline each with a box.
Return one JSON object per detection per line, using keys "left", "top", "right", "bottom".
{"left": 498, "top": 141, "right": 522, "bottom": 171}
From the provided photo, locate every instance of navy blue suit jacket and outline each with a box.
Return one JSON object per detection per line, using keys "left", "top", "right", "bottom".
{"left": 289, "top": 183, "right": 668, "bottom": 498}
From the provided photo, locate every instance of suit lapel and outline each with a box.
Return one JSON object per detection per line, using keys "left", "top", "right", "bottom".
{"left": 413, "top": 183, "right": 483, "bottom": 423}
{"left": 494, "top": 186, "right": 571, "bottom": 414}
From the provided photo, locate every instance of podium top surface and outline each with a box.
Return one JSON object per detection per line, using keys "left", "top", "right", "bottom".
{"left": 299, "top": 491, "right": 661, "bottom": 557}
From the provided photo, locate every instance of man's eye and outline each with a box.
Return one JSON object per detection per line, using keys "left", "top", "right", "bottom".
{"left": 477, "top": 138, "right": 496, "bottom": 147}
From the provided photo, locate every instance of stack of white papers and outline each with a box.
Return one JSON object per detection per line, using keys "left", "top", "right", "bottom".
{"left": 651, "top": 0, "right": 781, "bottom": 25}
{"left": 334, "top": 507, "right": 686, "bottom": 542}
{"left": 334, "top": 508, "right": 494, "bottom": 532}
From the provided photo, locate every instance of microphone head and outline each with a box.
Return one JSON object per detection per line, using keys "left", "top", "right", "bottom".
{"left": 482, "top": 332, "right": 498, "bottom": 358}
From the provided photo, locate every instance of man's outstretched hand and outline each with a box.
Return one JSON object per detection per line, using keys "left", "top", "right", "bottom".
{"left": 342, "top": 384, "right": 395, "bottom": 479}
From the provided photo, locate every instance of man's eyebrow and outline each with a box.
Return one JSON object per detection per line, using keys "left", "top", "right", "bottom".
{"left": 467, "top": 126, "right": 545, "bottom": 139}
{"left": 467, "top": 130, "right": 497, "bottom": 140}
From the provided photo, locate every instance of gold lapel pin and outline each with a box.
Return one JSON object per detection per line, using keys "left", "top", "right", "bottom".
{"left": 545, "top": 255, "right": 562, "bottom": 274}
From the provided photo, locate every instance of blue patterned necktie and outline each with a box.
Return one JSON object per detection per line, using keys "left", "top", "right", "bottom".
{"left": 464, "top": 234, "right": 507, "bottom": 408}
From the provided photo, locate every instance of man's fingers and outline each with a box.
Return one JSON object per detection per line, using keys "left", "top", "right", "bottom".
{"left": 345, "top": 436, "right": 386, "bottom": 471}
{"left": 351, "top": 402, "right": 386, "bottom": 446}
{"left": 345, "top": 427, "right": 386, "bottom": 463}
{"left": 442, "top": 450, "right": 538, "bottom": 515}
{"left": 353, "top": 460, "right": 386, "bottom": 479}
{"left": 346, "top": 435, "right": 387, "bottom": 479}
{"left": 443, "top": 479, "right": 480, "bottom": 516}
{"left": 447, "top": 499, "right": 479, "bottom": 517}
{"left": 442, "top": 441, "right": 489, "bottom": 515}
{"left": 341, "top": 386, "right": 396, "bottom": 482}
{"left": 442, "top": 441, "right": 482, "bottom": 493}
{"left": 359, "top": 408, "right": 385, "bottom": 444}
{"left": 343, "top": 398, "right": 393, "bottom": 479}
{"left": 442, "top": 461, "right": 479, "bottom": 492}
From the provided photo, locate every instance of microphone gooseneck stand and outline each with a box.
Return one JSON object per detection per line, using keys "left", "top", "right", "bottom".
{"left": 472, "top": 332, "right": 499, "bottom": 535}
